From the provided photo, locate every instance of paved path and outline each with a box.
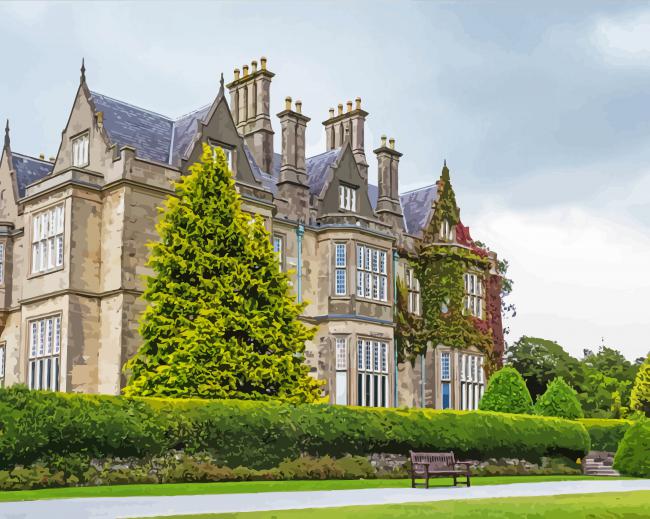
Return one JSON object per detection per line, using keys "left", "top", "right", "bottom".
{"left": 0, "top": 479, "right": 649, "bottom": 519}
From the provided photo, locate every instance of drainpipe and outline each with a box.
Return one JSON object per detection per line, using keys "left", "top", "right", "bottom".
{"left": 420, "top": 353, "right": 425, "bottom": 407}
{"left": 392, "top": 250, "right": 399, "bottom": 407}
{"left": 296, "top": 224, "right": 304, "bottom": 303}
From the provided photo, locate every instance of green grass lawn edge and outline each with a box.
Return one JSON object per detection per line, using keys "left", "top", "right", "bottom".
{"left": 0, "top": 475, "right": 634, "bottom": 503}
{"left": 137, "top": 490, "right": 650, "bottom": 519}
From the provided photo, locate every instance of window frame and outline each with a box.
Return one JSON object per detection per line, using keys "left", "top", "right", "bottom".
{"left": 30, "top": 204, "right": 65, "bottom": 277}
{"left": 71, "top": 131, "right": 90, "bottom": 168}
{"left": 272, "top": 233, "right": 285, "bottom": 272}
{"left": 406, "top": 267, "right": 421, "bottom": 315}
{"left": 334, "top": 242, "right": 347, "bottom": 296}
{"left": 338, "top": 184, "right": 357, "bottom": 212}
{"left": 0, "top": 241, "right": 5, "bottom": 285}
{"left": 356, "top": 338, "right": 390, "bottom": 408}
{"left": 27, "top": 314, "right": 62, "bottom": 392}
{"left": 0, "top": 341, "right": 5, "bottom": 387}
{"left": 464, "top": 272, "right": 484, "bottom": 318}
{"left": 356, "top": 244, "right": 389, "bottom": 303}
{"left": 209, "top": 141, "right": 235, "bottom": 173}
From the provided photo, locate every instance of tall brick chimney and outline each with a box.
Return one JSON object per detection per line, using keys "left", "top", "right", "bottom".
{"left": 226, "top": 57, "right": 274, "bottom": 173}
{"left": 322, "top": 97, "right": 368, "bottom": 181}
{"left": 276, "top": 97, "right": 310, "bottom": 221}
{"left": 374, "top": 136, "right": 404, "bottom": 231}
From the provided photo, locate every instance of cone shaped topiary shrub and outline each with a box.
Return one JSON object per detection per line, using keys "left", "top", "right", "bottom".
{"left": 123, "top": 144, "right": 322, "bottom": 402}
{"left": 630, "top": 354, "right": 650, "bottom": 417}
{"left": 613, "top": 419, "right": 650, "bottom": 478}
{"left": 479, "top": 366, "right": 533, "bottom": 414}
{"left": 534, "top": 377, "right": 584, "bottom": 419}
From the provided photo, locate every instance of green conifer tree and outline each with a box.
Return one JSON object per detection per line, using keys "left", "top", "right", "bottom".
{"left": 478, "top": 366, "right": 533, "bottom": 414}
{"left": 630, "top": 354, "right": 650, "bottom": 416}
{"left": 534, "top": 377, "right": 584, "bottom": 419}
{"left": 123, "top": 144, "right": 321, "bottom": 402}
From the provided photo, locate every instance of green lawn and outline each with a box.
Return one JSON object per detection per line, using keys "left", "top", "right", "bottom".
{"left": 0, "top": 475, "right": 631, "bottom": 503}
{"left": 144, "top": 491, "right": 650, "bottom": 519}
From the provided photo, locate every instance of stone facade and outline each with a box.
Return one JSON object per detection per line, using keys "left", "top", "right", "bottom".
{"left": 0, "top": 58, "right": 504, "bottom": 409}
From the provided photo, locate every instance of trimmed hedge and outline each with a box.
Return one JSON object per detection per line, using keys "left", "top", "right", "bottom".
{"left": 579, "top": 419, "right": 632, "bottom": 452}
{"left": 0, "top": 386, "right": 590, "bottom": 470}
{"left": 614, "top": 419, "right": 650, "bottom": 478}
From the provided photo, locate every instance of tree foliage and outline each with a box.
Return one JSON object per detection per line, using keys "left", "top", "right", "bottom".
{"left": 123, "top": 144, "right": 321, "bottom": 402}
{"left": 613, "top": 419, "right": 650, "bottom": 478}
{"left": 478, "top": 366, "right": 533, "bottom": 414}
{"left": 534, "top": 377, "right": 584, "bottom": 420}
{"left": 630, "top": 354, "right": 650, "bottom": 416}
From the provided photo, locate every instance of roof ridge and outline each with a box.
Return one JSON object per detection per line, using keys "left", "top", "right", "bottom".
{"left": 400, "top": 183, "right": 438, "bottom": 196}
{"left": 174, "top": 104, "right": 211, "bottom": 122}
{"left": 306, "top": 148, "right": 341, "bottom": 161}
{"left": 90, "top": 91, "right": 174, "bottom": 121}
{"left": 12, "top": 152, "right": 54, "bottom": 166}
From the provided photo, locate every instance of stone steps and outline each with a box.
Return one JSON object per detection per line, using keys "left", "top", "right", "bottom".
{"left": 583, "top": 456, "right": 620, "bottom": 477}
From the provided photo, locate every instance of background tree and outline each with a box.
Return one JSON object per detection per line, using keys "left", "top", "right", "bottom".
{"left": 630, "top": 354, "right": 650, "bottom": 416}
{"left": 534, "top": 377, "right": 584, "bottom": 419}
{"left": 123, "top": 144, "right": 322, "bottom": 402}
{"left": 478, "top": 366, "right": 533, "bottom": 414}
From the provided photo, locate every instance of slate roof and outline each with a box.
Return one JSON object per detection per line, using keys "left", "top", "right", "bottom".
{"left": 171, "top": 105, "right": 211, "bottom": 165}
{"left": 367, "top": 183, "right": 378, "bottom": 210}
{"left": 91, "top": 92, "right": 173, "bottom": 164}
{"left": 305, "top": 148, "right": 340, "bottom": 196}
{"left": 11, "top": 153, "right": 54, "bottom": 198}
{"left": 399, "top": 184, "right": 439, "bottom": 236}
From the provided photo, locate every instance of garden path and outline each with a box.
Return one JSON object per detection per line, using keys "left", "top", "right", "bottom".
{"left": 1, "top": 479, "right": 649, "bottom": 518}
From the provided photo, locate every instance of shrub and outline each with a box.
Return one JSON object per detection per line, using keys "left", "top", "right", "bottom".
{"left": 613, "top": 419, "right": 650, "bottom": 478}
{"left": 0, "top": 385, "right": 589, "bottom": 471}
{"left": 535, "top": 377, "right": 584, "bottom": 420}
{"left": 579, "top": 419, "right": 632, "bottom": 452}
{"left": 479, "top": 367, "right": 533, "bottom": 414}
{"left": 630, "top": 354, "right": 650, "bottom": 416}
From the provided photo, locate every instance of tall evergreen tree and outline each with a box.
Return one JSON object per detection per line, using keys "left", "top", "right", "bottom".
{"left": 478, "top": 366, "right": 533, "bottom": 414}
{"left": 534, "top": 377, "right": 584, "bottom": 420}
{"left": 123, "top": 144, "right": 321, "bottom": 402}
{"left": 630, "top": 354, "right": 650, "bottom": 416}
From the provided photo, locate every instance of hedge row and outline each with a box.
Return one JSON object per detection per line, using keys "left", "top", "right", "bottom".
{"left": 0, "top": 386, "right": 590, "bottom": 469}
{"left": 579, "top": 419, "right": 632, "bottom": 452}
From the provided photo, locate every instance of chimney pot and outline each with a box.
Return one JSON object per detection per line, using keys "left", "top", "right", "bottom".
{"left": 355, "top": 97, "right": 361, "bottom": 110}
{"left": 251, "top": 60, "right": 258, "bottom": 73}
{"left": 260, "top": 56, "right": 267, "bottom": 70}
{"left": 329, "top": 108, "right": 335, "bottom": 118}
{"left": 49, "top": 157, "right": 55, "bottom": 162}
{"left": 338, "top": 103, "right": 343, "bottom": 115}
{"left": 39, "top": 153, "right": 45, "bottom": 160}
{"left": 346, "top": 100, "right": 353, "bottom": 112}
{"left": 389, "top": 138, "right": 395, "bottom": 149}
{"left": 234, "top": 68, "right": 240, "bottom": 80}
{"left": 96, "top": 111, "right": 104, "bottom": 126}
{"left": 285, "top": 96, "right": 292, "bottom": 110}
{"left": 243, "top": 64, "right": 249, "bottom": 76}
{"left": 295, "top": 100, "right": 302, "bottom": 114}
{"left": 381, "top": 135, "right": 387, "bottom": 147}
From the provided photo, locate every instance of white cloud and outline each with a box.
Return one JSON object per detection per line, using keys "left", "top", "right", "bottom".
{"left": 472, "top": 203, "right": 650, "bottom": 360}
{"left": 592, "top": 9, "right": 650, "bottom": 62}
{"left": 0, "top": 2, "right": 51, "bottom": 25}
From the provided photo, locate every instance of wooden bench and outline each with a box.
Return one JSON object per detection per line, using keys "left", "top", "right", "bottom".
{"left": 409, "top": 451, "right": 472, "bottom": 488}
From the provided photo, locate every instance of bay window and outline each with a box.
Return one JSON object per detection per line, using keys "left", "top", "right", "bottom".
{"left": 28, "top": 315, "right": 61, "bottom": 391}
{"left": 356, "top": 245, "right": 388, "bottom": 302}
{"left": 357, "top": 339, "right": 389, "bottom": 407}
{"left": 32, "top": 205, "right": 64, "bottom": 274}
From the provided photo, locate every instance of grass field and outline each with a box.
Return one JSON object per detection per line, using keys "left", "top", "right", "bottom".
{"left": 143, "top": 490, "right": 650, "bottom": 518}
{"left": 0, "top": 475, "right": 631, "bottom": 503}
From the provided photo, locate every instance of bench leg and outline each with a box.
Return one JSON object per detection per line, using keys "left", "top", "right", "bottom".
{"left": 453, "top": 475, "right": 457, "bottom": 487}
{"left": 425, "top": 474, "right": 429, "bottom": 489}
{"left": 467, "top": 474, "right": 471, "bottom": 488}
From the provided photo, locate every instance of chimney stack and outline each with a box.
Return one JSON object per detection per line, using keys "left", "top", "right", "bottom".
{"left": 323, "top": 97, "right": 369, "bottom": 181}
{"left": 374, "top": 135, "right": 404, "bottom": 231}
{"left": 276, "top": 97, "right": 311, "bottom": 220}
{"left": 226, "top": 56, "right": 275, "bottom": 173}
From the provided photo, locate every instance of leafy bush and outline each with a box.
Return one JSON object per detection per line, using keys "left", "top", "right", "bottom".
{"left": 579, "top": 419, "right": 632, "bottom": 452}
{"left": 479, "top": 367, "right": 533, "bottom": 414}
{"left": 613, "top": 419, "right": 650, "bottom": 478}
{"left": 630, "top": 354, "right": 650, "bottom": 416}
{"left": 0, "top": 386, "right": 589, "bottom": 471}
{"left": 535, "top": 377, "right": 584, "bottom": 420}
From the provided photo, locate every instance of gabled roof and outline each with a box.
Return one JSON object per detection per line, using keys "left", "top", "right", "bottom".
{"left": 399, "top": 184, "right": 439, "bottom": 236}
{"left": 91, "top": 92, "right": 173, "bottom": 164}
{"left": 171, "top": 105, "right": 211, "bottom": 166}
{"left": 305, "top": 148, "right": 341, "bottom": 196}
{"left": 11, "top": 153, "right": 54, "bottom": 198}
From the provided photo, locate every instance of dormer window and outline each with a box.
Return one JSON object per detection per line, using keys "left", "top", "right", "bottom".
{"left": 72, "top": 133, "right": 89, "bottom": 168}
{"left": 339, "top": 185, "right": 357, "bottom": 212}
{"left": 440, "top": 219, "right": 454, "bottom": 242}
{"left": 210, "top": 144, "right": 234, "bottom": 172}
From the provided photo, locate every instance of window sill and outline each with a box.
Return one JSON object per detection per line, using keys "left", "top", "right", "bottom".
{"left": 27, "top": 265, "right": 65, "bottom": 280}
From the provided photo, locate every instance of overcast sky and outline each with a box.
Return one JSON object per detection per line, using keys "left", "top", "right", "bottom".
{"left": 1, "top": 1, "right": 648, "bottom": 360}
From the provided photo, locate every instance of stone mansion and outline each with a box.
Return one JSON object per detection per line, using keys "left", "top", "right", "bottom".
{"left": 0, "top": 58, "right": 503, "bottom": 410}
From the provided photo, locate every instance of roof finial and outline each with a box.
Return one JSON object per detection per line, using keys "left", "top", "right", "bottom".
{"left": 444, "top": 159, "right": 447, "bottom": 167}
{"left": 80, "top": 58, "right": 86, "bottom": 83}
{"left": 219, "top": 72, "right": 224, "bottom": 95}
{"left": 4, "top": 119, "right": 9, "bottom": 149}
